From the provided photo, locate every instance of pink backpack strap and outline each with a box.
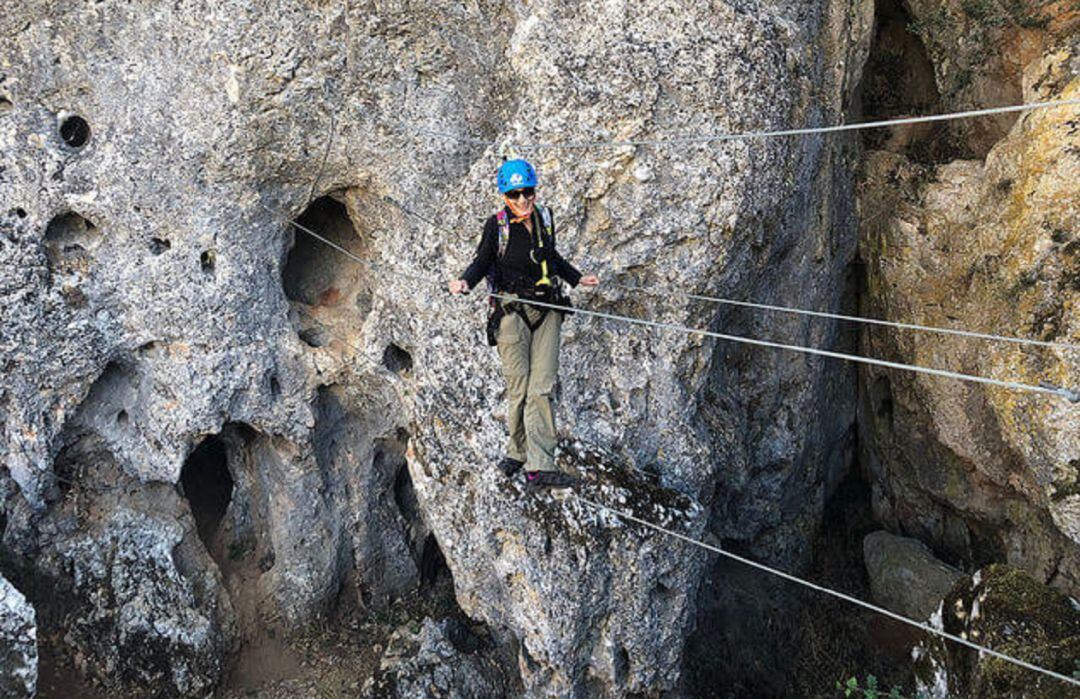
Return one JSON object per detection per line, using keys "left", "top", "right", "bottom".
{"left": 495, "top": 210, "right": 510, "bottom": 259}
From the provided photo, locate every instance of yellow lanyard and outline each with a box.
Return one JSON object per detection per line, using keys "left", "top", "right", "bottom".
{"left": 531, "top": 210, "right": 551, "bottom": 286}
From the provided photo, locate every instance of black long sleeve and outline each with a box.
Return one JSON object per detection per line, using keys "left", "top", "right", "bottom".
{"left": 460, "top": 207, "right": 582, "bottom": 291}
{"left": 460, "top": 218, "right": 498, "bottom": 290}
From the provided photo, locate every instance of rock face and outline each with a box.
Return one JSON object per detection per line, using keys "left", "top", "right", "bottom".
{"left": 0, "top": 0, "right": 876, "bottom": 694}
{"left": 364, "top": 618, "right": 512, "bottom": 699}
{"left": 915, "top": 565, "right": 1080, "bottom": 699}
{"left": 0, "top": 574, "right": 37, "bottom": 699}
{"left": 857, "top": 46, "right": 1080, "bottom": 593}
{"left": 903, "top": 0, "right": 1080, "bottom": 157}
{"left": 413, "top": 439, "right": 708, "bottom": 695}
{"left": 2, "top": 437, "right": 237, "bottom": 697}
{"left": 863, "top": 530, "right": 964, "bottom": 620}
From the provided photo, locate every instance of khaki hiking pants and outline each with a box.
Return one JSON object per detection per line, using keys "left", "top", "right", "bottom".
{"left": 496, "top": 303, "right": 562, "bottom": 472}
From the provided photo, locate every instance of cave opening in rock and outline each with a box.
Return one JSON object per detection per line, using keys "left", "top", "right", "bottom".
{"left": 283, "top": 195, "right": 376, "bottom": 347}
{"left": 0, "top": 96, "right": 12, "bottom": 115}
{"left": 59, "top": 114, "right": 91, "bottom": 148}
{"left": 180, "top": 435, "right": 235, "bottom": 550}
{"left": 282, "top": 196, "right": 368, "bottom": 309}
{"left": 857, "top": 0, "right": 948, "bottom": 161}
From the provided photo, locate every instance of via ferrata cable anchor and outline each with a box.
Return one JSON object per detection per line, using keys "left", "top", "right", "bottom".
{"left": 1039, "top": 381, "right": 1080, "bottom": 403}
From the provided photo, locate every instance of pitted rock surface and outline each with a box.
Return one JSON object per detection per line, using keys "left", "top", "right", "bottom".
{"left": 3, "top": 0, "right": 871, "bottom": 695}
{"left": 0, "top": 573, "right": 37, "bottom": 699}
{"left": 364, "top": 617, "right": 510, "bottom": 699}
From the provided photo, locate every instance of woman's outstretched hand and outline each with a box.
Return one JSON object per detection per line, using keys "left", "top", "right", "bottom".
{"left": 579, "top": 275, "right": 600, "bottom": 287}
{"left": 449, "top": 279, "right": 469, "bottom": 295}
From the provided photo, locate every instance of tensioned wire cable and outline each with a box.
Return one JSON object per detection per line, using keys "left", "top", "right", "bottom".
{"left": 485, "top": 293, "right": 1078, "bottom": 401}
{"left": 263, "top": 210, "right": 1080, "bottom": 689}
{"left": 280, "top": 237, "right": 1080, "bottom": 691}
{"left": 267, "top": 208, "right": 1079, "bottom": 403}
{"left": 406, "top": 97, "right": 1080, "bottom": 150}
{"left": 605, "top": 280, "right": 1080, "bottom": 352}
{"left": 379, "top": 193, "right": 1080, "bottom": 354}
{"left": 573, "top": 495, "right": 1080, "bottom": 690}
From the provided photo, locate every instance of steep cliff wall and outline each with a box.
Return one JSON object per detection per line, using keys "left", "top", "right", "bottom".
{"left": 857, "top": 4, "right": 1080, "bottom": 594}
{"left": 3, "top": 0, "right": 867, "bottom": 695}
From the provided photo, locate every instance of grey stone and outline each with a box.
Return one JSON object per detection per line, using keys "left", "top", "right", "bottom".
{"left": 863, "top": 530, "right": 964, "bottom": 621}
{"left": 857, "top": 46, "right": 1080, "bottom": 592}
{"left": 35, "top": 493, "right": 236, "bottom": 696}
{"left": 0, "top": 574, "right": 37, "bottom": 699}
{"left": 364, "top": 617, "right": 510, "bottom": 699}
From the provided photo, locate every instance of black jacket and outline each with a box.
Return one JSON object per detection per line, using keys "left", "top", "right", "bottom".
{"left": 460, "top": 206, "right": 582, "bottom": 292}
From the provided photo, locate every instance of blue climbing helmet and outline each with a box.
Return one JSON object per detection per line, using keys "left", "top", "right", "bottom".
{"left": 496, "top": 159, "right": 537, "bottom": 193}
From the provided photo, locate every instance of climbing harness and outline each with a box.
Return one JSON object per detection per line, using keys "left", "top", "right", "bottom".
{"left": 484, "top": 203, "right": 571, "bottom": 345}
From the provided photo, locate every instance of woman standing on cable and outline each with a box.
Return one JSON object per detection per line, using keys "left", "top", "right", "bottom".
{"left": 449, "top": 159, "right": 600, "bottom": 492}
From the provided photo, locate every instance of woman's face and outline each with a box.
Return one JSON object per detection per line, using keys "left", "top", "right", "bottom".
{"left": 504, "top": 188, "right": 536, "bottom": 218}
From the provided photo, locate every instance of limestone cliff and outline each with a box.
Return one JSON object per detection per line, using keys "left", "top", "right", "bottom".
{"left": 858, "top": 40, "right": 1080, "bottom": 592}
{"left": 1, "top": 1, "right": 866, "bottom": 695}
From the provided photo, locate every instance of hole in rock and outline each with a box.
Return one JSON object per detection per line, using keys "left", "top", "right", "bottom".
{"left": 858, "top": 0, "right": 949, "bottom": 162}
{"left": 200, "top": 249, "right": 216, "bottom": 274}
{"left": 15, "top": 208, "right": 26, "bottom": 218}
{"left": 44, "top": 211, "right": 98, "bottom": 271}
{"left": 116, "top": 409, "right": 129, "bottom": 427}
{"left": 59, "top": 114, "right": 91, "bottom": 148}
{"left": 0, "top": 96, "right": 12, "bottom": 115}
{"left": 149, "top": 237, "right": 171, "bottom": 255}
{"left": 283, "top": 197, "right": 365, "bottom": 307}
{"left": 282, "top": 196, "right": 377, "bottom": 350}
{"left": 420, "top": 533, "right": 450, "bottom": 588}
{"left": 269, "top": 374, "right": 281, "bottom": 399}
{"left": 298, "top": 325, "right": 329, "bottom": 348}
{"left": 180, "top": 435, "right": 235, "bottom": 549}
{"left": 382, "top": 343, "right": 413, "bottom": 374}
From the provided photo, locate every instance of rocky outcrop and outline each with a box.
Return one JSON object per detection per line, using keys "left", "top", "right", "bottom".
{"left": 412, "top": 439, "right": 707, "bottom": 696}
{"left": 863, "top": 530, "right": 964, "bottom": 620}
{"left": 2, "top": 0, "right": 868, "bottom": 694}
{"left": 0, "top": 573, "right": 37, "bottom": 699}
{"left": 858, "top": 47, "right": 1080, "bottom": 593}
{"left": 915, "top": 565, "right": 1080, "bottom": 698}
{"left": 364, "top": 617, "right": 512, "bottom": 698}
{"left": 903, "top": 0, "right": 1080, "bottom": 157}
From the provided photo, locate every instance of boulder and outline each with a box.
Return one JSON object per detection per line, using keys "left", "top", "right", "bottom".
{"left": 863, "top": 530, "right": 965, "bottom": 620}
{"left": 363, "top": 617, "right": 511, "bottom": 698}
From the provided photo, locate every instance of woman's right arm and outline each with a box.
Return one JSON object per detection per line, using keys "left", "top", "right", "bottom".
{"left": 452, "top": 217, "right": 497, "bottom": 293}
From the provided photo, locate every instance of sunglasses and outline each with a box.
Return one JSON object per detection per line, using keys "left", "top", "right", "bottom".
{"left": 504, "top": 188, "right": 536, "bottom": 201}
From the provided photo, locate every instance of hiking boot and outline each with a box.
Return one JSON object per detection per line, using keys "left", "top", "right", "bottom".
{"left": 524, "top": 470, "right": 577, "bottom": 493}
{"left": 496, "top": 457, "right": 525, "bottom": 477}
